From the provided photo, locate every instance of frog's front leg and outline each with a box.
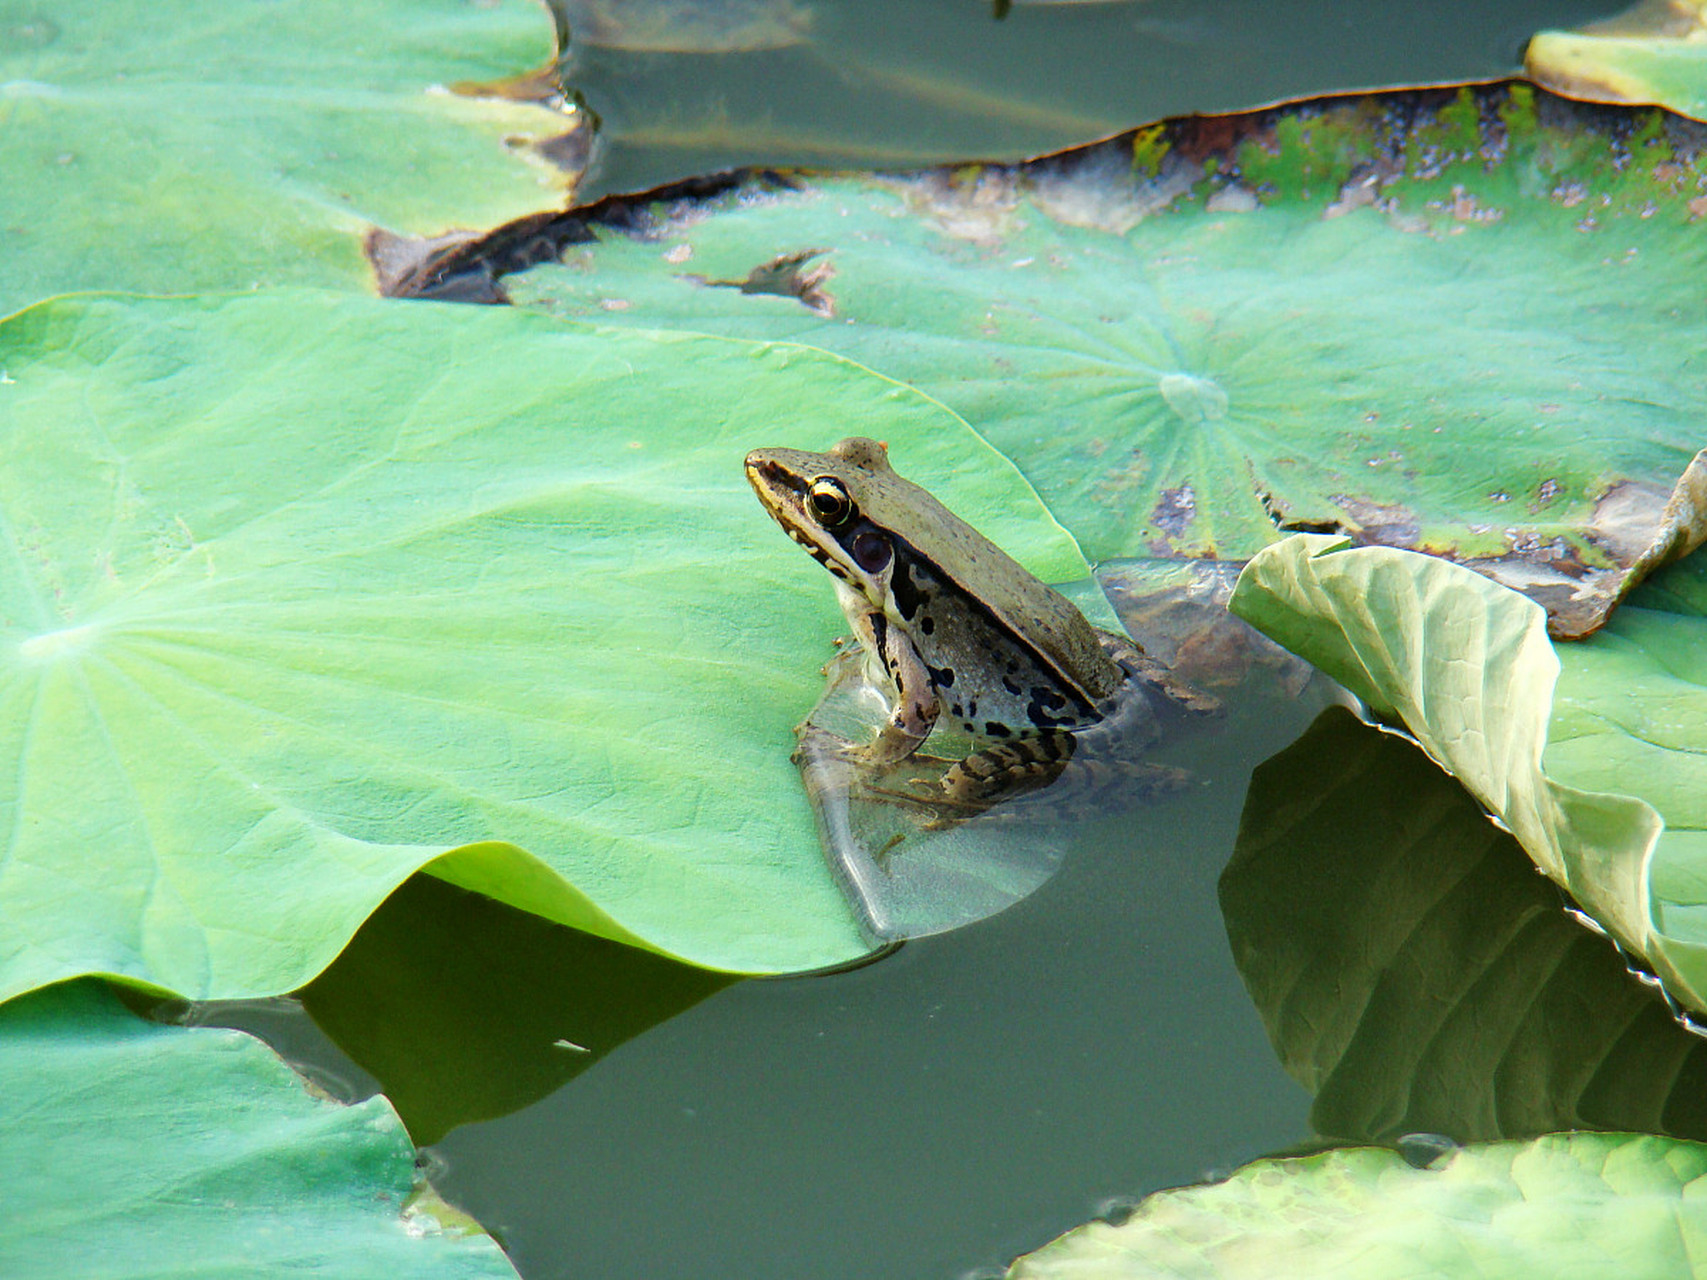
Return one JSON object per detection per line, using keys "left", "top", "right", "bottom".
{"left": 860, "top": 610, "right": 941, "bottom": 765}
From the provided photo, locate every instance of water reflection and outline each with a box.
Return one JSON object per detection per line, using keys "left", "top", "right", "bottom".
{"left": 1222, "top": 705, "right": 1707, "bottom": 1145}
{"left": 298, "top": 876, "right": 732, "bottom": 1145}
{"left": 795, "top": 644, "right": 1216, "bottom": 945}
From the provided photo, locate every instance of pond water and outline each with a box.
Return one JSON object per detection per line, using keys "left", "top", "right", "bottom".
{"left": 195, "top": 665, "right": 1707, "bottom": 1279}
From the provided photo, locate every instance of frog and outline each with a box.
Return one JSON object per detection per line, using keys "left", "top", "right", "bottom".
{"left": 745, "top": 436, "right": 1219, "bottom": 825}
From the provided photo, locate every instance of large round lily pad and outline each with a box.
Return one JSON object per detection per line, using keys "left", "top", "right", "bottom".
{"left": 0, "top": 289, "right": 1097, "bottom": 1002}
{"left": 460, "top": 81, "right": 1707, "bottom": 636}
{"left": 0, "top": 0, "right": 579, "bottom": 314}
{"left": 0, "top": 981, "right": 518, "bottom": 1279}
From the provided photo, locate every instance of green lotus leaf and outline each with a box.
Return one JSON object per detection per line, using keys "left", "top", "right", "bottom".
{"left": 1529, "top": 0, "right": 1707, "bottom": 122}
{"left": 0, "top": 981, "right": 518, "bottom": 1278}
{"left": 1228, "top": 533, "right": 1707, "bottom": 1016}
{"left": 1007, "top": 1131, "right": 1707, "bottom": 1279}
{"left": 476, "top": 82, "right": 1707, "bottom": 636}
{"left": 0, "top": 289, "right": 1097, "bottom": 1002}
{"left": 0, "top": 0, "right": 580, "bottom": 314}
{"left": 1224, "top": 705, "right": 1707, "bottom": 1146}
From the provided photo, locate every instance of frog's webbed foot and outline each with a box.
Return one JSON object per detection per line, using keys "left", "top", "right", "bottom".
{"left": 1130, "top": 656, "right": 1223, "bottom": 718}
{"left": 1099, "top": 631, "right": 1223, "bottom": 719}
{"left": 931, "top": 744, "right": 1194, "bottom": 829}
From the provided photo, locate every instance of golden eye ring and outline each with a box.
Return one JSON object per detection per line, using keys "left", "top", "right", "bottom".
{"left": 806, "top": 477, "right": 853, "bottom": 528}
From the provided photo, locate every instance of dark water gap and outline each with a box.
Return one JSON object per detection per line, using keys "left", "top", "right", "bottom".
{"left": 563, "top": 0, "right": 1633, "bottom": 200}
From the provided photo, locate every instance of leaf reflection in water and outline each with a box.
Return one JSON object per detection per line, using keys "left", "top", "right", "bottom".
{"left": 299, "top": 876, "right": 734, "bottom": 1145}
{"left": 1222, "top": 705, "right": 1707, "bottom": 1146}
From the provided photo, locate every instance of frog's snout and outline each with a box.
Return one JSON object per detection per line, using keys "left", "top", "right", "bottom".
{"left": 743, "top": 450, "right": 782, "bottom": 490}
{"left": 744, "top": 451, "right": 806, "bottom": 503}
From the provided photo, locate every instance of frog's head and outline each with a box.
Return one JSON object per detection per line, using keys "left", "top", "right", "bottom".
{"left": 744, "top": 437, "right": 900, "bottom": 606}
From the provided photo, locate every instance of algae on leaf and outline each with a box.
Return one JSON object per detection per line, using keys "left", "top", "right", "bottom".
{"left": 0, "top": 0, "right": 580, "bottom": 313}
{"left": 1230, "top": 534, "right": 1707, "bottom": 1018}
{"left": 0, "top": 982, "right": 518, "bottom": 1279}
{"left": 0, "top": 290, "right": 1098, "bottom": 1002}
{"left": 482, "top": 82, "right": 1707, "bottom": 635}
{"left": 1008, "top": 1132, "right": 1707, "bottom": 1279}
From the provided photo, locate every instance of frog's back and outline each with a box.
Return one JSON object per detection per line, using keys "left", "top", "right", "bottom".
{"left": 853, "top": 459, "right": 1122, "bottom": 702}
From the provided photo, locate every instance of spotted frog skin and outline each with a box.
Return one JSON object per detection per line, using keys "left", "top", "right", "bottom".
{"left": 745, "top": 437, "right": 1217, "bottom": 822}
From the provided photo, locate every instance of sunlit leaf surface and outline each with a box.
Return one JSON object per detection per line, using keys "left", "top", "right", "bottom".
{"left": 0, "top": 290, "right": 1098, "bottom": 1000}
{"left": 1230, "top": 534, "right": 1707, "bottom": 1016}
{"left": 489, "top": 82, "right": 1707, "bottom": 635}
{"left": 1225, "top": 705, "right": 1707, "bottom": 1146}
{"left": 0, "top": 0, "right": 578, "bottom": 313}
{"left": 0, "top": 982, "right": 518, "bottom": 1278}
{"left": 1008, "top": 1132, "right": 1707, "bottom": 1279}
{"left": 1530, "top": 0, "right": 1707, "bottom": 121}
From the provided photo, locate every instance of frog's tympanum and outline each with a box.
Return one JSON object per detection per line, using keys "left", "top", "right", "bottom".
{"left": 746, "top": 437, "right": 1217, "bottom": 826}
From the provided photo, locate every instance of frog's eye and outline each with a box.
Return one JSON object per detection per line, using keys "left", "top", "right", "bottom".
{"left": 807, "top": 477, "right": 853, "bottom": 528}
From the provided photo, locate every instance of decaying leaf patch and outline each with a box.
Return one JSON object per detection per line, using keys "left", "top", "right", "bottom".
{"left": 683, "top": 247, "right": 836, "bottom": 315}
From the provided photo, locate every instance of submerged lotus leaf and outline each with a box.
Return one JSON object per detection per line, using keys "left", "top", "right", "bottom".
{"left": 0, "top": 290, "right": 1096, "bottom": 1001}
{"left": 1007, "top": 1132, "right": 1707, "bottom": 1279}
{"left": 0, "top": 982, "right": 518, "bottom": 1278}
{"left": 1529, "top": 0, "right": 1707, "bottom": 122}
{"left": 0, "top": 0, "right": 579, "bottom": 313}
{"left": 489, "top": 81, "right": 1707, "bottom": 636}
{"left": 1224, "top": 706, "right": 1707, "bottom": 1147}
{"left": 1229, "top": 534, "right": 1707, "bottom": 1016}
